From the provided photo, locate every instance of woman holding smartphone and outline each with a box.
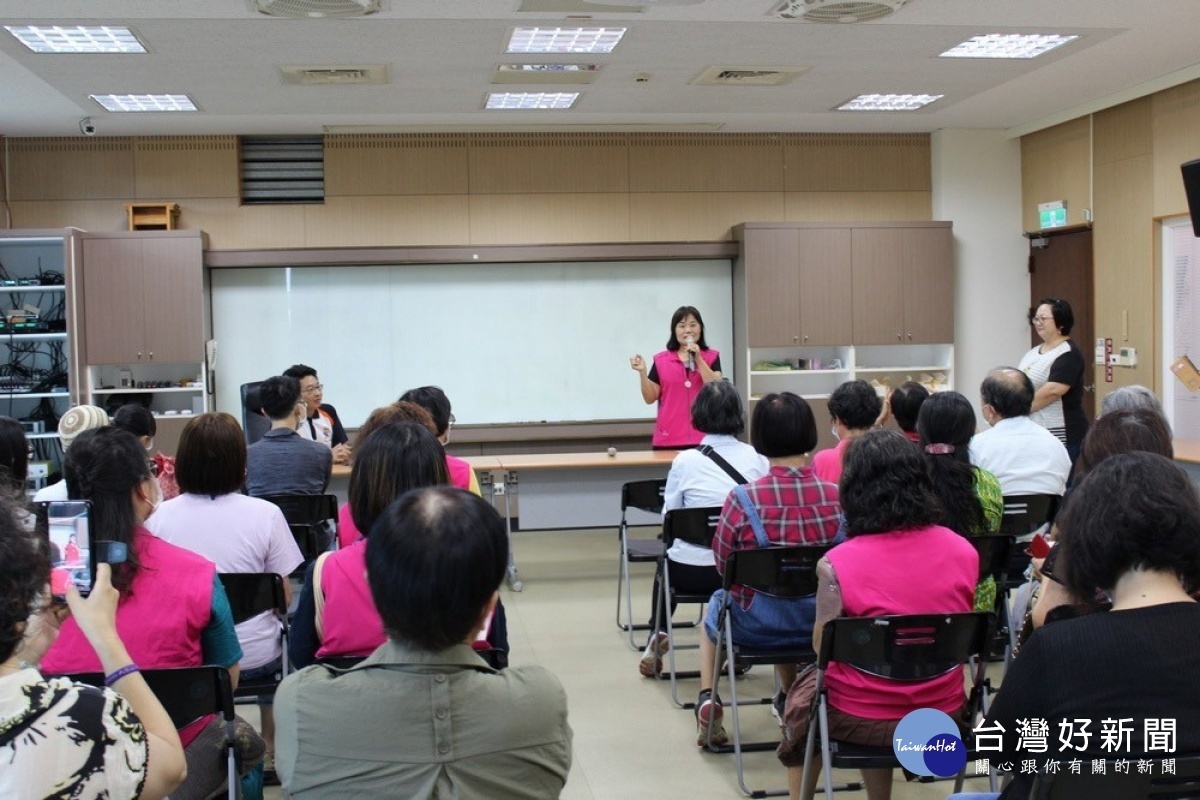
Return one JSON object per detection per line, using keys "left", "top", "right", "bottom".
{"left": 0, "top": 496, "right": 186, "bottom": 799}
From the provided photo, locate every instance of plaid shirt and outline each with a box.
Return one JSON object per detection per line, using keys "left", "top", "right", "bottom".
{"left": 712, "top": 465, "right": 841, "bottom": 608}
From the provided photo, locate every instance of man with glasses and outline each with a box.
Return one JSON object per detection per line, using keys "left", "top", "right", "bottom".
{"left": 283, "top": 364, "right": 350, "bottom": 465}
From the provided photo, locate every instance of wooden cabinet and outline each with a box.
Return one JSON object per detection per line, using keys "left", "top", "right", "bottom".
{"left": 741, "top": 226, "right": 852, "bottom": 347}
{"left": 82, "top": 232, "right": 205, "bottom": 365}
{"left": 851, "top": 225, "right": 953, "bottom": 345}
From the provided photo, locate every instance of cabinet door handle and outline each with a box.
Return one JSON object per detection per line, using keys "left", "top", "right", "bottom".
{"left": 803, "top": 335, "right": 809, "bottom": 343}
{"left": 793, "top": 335, "right": 799, "bottom": 343}
{"left": 148, "top": 352, "right": 153, "bottom": 360}
{"left": 896, "top": 333, "right": 902, "bottom": 342}
{"left": 137, "top": 352, "right": 142, "bottom": 361}
{"left": 907, "top": 333, "right": 912, "bottom": 341}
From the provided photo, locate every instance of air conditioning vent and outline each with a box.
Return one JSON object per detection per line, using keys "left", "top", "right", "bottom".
{"left": 775, "top": 0, "right": 910, "bottom": 23}
{"left": 692, "top": 66, "right": 807, "bottom": 87}
{"left": 240, "top": 136, "right": 325, "bottom": 205}
{"left": 249, "top": 0, "right": 382, "bottom": 18}
{"left": 280, "top": 65, "right": 388, "bottom": 85}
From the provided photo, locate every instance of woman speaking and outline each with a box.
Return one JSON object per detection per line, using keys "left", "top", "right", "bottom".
{"left": 1019, "top": 297, "right": 1088, "bottom": 461}
{"left": 630, "top": 306, "right": 723, "bottom": 449}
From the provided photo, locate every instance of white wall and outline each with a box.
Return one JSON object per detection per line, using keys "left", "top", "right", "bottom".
{"left": 931, "top": 129, "right": 1030, "bottom": 416}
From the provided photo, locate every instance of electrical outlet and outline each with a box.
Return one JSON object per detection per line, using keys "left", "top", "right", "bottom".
{"left": 492, "top": 483, "right": 505, "bottom": 496}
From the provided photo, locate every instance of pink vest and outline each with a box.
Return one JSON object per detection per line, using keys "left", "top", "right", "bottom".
{"left": 446, "top": 454, "right": 475, "bottom": 492}
{"left": 336, "top": 502, "right": 359, "bottom": 549}
{"left": 316, "top": 540, "right": 385, "bottom": 660}
{"left": 824, "top": 526, "right": 977, "bottom": 719}
{"left": 651, "top": 348, "right": 719, "bottom": 448}
{"left": 811, "top": 438, "right": 850, "bottom": 486}
{"left": 42, "top": 528, "right": 215, "bottom": 744}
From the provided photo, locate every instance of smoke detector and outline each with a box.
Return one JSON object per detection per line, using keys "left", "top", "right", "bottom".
{"left": 775, "top": 0, "right": 910, "bottom": 23}
{"left": 250, "top": 0, "right": 382, "bottom": 18}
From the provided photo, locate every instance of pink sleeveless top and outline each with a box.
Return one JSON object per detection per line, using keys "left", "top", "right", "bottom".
{"left": 824, "top": 525, "right": 977, "bottom": 719}
{"left": 651, "top": 348, "right": 719, "bottom": 448}
{"left": 316, "top": 540, "right": 385, "bottom": 660}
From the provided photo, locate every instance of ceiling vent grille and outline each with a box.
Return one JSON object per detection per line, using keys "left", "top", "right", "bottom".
{"left": 240, "top": 136, "right": 325, "bottom": 205}
{"left": 692, "top": 66, "right": 807, "bottom": 87}
{"left": 280, "top": 65, "right": 388, "bottom": 85}
{"left": 775, "top": 0, "right": 910, "bottom": 23}
{"left": 249, "top": 0, "right": 382, "bottom": 18}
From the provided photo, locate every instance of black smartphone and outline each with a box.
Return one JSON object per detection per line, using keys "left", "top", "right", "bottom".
{"left": 36, "top": 500, "right": 126, "bottom": 598}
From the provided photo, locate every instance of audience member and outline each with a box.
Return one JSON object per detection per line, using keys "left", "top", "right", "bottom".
{"left": 32, "top": 404, "right": 109, "bottom": 502}
{"left": 778, "top": 429, "right": 978, "bottom": 800}
{"left": 40, "top": 427, "right": 264, "bottom": 799}
{"left": 917, "top": 391, "right": 1003, "bottom": 612}
{"left": 283, "top": 364, "right": 350, "bottom": 465}
{"left": 112, "top": 404, "right": 179, "bottom": 501}
{"left": 399, "top": 385, "right": 482, "bottom": 495}
{"left": 276, "top": 487, "right": 572, "bottom": 799}
{"left": 952, "top": 453, "right": 1200, "bottom": 800}
{"left": 144, "top": 412, "right": 303, "bottom": 785}
{"left": 1, "top": 506, "right": 186, "bottom": 800}
{"left": 245, "top": 376, "right": 331, "bottom": 497}
{"left": 1099, "top": 383, "right": 1166, "bottom": 419}
{"left": 812, "top": 380, "right": 882, "bottom": 485}
{"left": 888, "top": 381, "right": 929, "bottom": 442}
{"left": 0, "top": 416, "right": 29, "bottom": 495}
{"left": 335, "top": 401, "right": 438, "bottom": 548}
{"left": 639, "top": 380, "right": 768, "bottom": 678}
{"left": 695, "top": 393, "right": 840, "bottom": 747}
{"left": 969, "top": 367, "right": 1070, "bottom": 496}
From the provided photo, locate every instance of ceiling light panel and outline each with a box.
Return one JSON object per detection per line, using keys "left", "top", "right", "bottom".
{"left": 836, "top": 94, "right": 942, "bottom": 111}
{"left": 90, "top": 94, "right": 198, "bottom": 112}
{"left": 506, "top": 27, "right": 626, "bottom": 54}
{"left": 940, "top": 34, "right": 1078, "bottom": 59}
{"left": 486, "top": 92, "right": 580, "bottom": 110}
{"left": 5, "top": 25, "right": 147, "bottom": 54}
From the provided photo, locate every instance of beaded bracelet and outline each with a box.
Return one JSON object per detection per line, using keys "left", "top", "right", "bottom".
{"left": 104, "top": 664, "right": 140, "bottom": 686}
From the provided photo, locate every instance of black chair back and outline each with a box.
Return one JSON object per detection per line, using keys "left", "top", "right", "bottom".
{"left": 61, "top": 666, "right": 236, "bottom": 730}
{"left": 662, "top": 506, "right": 722, "bottom": 549}
{"left": 622, "top": 479, "right": 667, "bottom": 515}
{"left": 970, "top": 534, "right": 1015, "bottom": 585}
{"left": 999, "top": 493, "right": 1059, "bottom": 537}
{"left": 1030, "top": 755, "right": 1200, "bottom": 799}
{"left": 818, "top": 612, "right": 993, "bottom": 680}
{"left": 240, "top": 381, "right": 270, "bottom": 446}
{"left": 218, "top": 572, "right": 287, "bottom": 625}
{"left": 723, "top": 544, "right": 831, "bottom": 599}
{"left": 259, "top": 493, "right": 338, "bottom": 562}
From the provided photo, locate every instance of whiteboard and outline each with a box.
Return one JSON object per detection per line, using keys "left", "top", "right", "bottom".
{"left": 210, "top": 260, "right": 733, "bottom": 428}
{"left": 1162, "top": 217, "right": 1200, "bottom": 436}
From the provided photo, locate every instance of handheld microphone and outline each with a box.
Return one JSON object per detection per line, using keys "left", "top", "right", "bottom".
{"left": 686, "top": 336, "right": 695, "bottom": 372}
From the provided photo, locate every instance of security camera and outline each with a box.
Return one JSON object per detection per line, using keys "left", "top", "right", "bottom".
{"left": 79, "top": 117, "right": 96, "bottom": 136}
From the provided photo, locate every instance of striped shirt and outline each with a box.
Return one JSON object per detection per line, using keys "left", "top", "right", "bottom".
{"left": 712, "top": 465, "right": 841, "bottom": 608}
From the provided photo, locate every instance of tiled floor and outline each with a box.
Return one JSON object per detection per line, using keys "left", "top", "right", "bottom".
{"left": 260, "top": 527, "right": 999, "bottom": 799}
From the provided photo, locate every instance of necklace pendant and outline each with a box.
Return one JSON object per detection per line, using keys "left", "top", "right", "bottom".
{"left": 684, "top": 380, "right": 692, "bottom": 388}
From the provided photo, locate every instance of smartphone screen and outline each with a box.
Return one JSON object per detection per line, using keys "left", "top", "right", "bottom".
{"left": 40, "top": 501, "right": 93, "bottom": 597}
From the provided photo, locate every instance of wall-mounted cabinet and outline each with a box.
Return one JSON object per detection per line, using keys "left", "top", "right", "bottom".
{"left": 850, "top": 226, "right": 954, "bottom": 345}
{"left": 80, "top": 232, "right": 205, "bottom": 365}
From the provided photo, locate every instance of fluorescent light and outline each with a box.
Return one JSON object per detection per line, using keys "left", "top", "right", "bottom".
{"left": 486, "top": 92, "right": 580, "bottom": 110}
{"left": 5, "top": 25, "right": 146, "bottom": 54}
{"left": 506, "top": 27, "right": 626, "bottom": 54}
{"left": 837, "top": 94, "right": 943, "bottom": 111}
{"left": 90, "top": 94, "right": 198, "bottom": 112}
{"left": 940, "top": 34, "right": 1078, "bottom": 59}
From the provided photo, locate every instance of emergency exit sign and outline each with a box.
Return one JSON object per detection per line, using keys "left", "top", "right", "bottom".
{"left": 1038, "top": 200, "right": 1066, "bottom": 229}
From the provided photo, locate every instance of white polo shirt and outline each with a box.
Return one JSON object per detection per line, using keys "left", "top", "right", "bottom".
{"left": 969, "top": 415, "right": 1071, "bottom": 497}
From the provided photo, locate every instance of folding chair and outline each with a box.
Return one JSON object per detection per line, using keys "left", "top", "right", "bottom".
{"left": 63, "top": 666, "right": 244, "bottom": 800}
{"left": 615, "top": 478, "right": 669, "bottom": 650}
{"left": 218, "top": 572, "right": 290, "bottom": 702}
{"left": 259, "top": 494, "right": 338, "bottom": 572}
{"left": 998, "top": 494, "right": 1059, "bottom": 656}
{"left": 800, "top": 612, "right": 996, "bottom": 800}
{"left": 660, "top": 505, "right": 724, "bottom": 707}
{"left": 969, "top": 533, "right": 1016, "bottom": 665}
{"left": 1029, "top": 754, "right": 1200, "bottom": 799}
{"left": 707, "top": 544, "right": 834, "bottom": 798}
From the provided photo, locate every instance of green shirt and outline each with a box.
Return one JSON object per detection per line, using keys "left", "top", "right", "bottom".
{"left": 275, "top": 639, "right": 572, "bottom": 799}
{"left": 971, "top": 466, "right": 1005, "bottom": 613}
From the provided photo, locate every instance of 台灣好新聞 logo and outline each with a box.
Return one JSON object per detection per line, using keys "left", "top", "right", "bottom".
{"left": 892, "top": 708, "right": 967, "bottom": 777}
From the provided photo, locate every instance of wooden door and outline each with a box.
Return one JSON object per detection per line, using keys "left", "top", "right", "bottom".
{"left": 743, "top": 228, "right": 801, "bottom": 347}
{"left": 902, "top": 227, "right": 955, "bottom": 343}
{"left": 141, "top": 237, "right": 204, "bottom": 363}
{"left": 82, "top": 238, "right": 145, "bottom": 365}
{"left": 851, "top": 228, "right": 905, "bottom": 345}
{"left": 797, "top": 227, "right": 853, "bottom": 346}
{"left": 1029, "top": 227, "right": 1095, "bottom": 421}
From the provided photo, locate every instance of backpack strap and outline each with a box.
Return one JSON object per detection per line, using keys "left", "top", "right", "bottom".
{"left": 733, "top": 484, "right": 771, "bottom": 549}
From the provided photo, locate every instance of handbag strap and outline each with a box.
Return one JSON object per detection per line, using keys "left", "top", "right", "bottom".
{"left": 697, "top": 444, "right": 748, "bottom": 485}
{"left": 733, "top": 484, "right": 771, "bottom": 549}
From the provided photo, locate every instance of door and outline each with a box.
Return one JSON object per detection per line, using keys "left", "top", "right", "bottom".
{"left": 1028, "top": 227, "right": 1095, "bottom": 422}
{"left": 142, "top": 237, "right": 204, "bottom": 362}
{"left": 902, "top": 227, "right": 954, "bottom": 343}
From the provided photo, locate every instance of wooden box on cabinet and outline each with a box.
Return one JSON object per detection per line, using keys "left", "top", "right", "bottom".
{"left": 80, "top": 231, "right": 206, "bottom": 365}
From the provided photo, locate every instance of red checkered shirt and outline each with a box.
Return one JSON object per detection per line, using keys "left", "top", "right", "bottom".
{"left": 713, "top": 465, "right": 841, "bottom": 608}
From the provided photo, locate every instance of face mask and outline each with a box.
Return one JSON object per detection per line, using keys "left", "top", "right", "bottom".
{"left": 143, "top": 478, "right": 163, "bottom": 516}
{"left": 145, "top": 439, "right": 155, "bottom": 453}
{"left": 831, "top": 426, "right": 840, "bottom": 441}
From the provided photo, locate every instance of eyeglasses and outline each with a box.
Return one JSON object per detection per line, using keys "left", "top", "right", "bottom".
{"left": 301, "top": 383, "right": 323, "bottom": 394}
{"left": 448, "top": 413, "right": 456, "bottom": 429}
{"left": 1029, "top": 315, "right": 1054, "bottom": 324}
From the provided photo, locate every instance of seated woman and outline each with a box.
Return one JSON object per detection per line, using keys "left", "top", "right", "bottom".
{"left": 950, "top": 452, "right": 1200, "bottom": 800}
{"left": 39, "top": 427, "right": 264, "bottom": 800}
{"left": 399, "top": 385, "right": 483, "bottom": 495}
{"left": 112, "top": 404, "right": 179, "bottom": 501}
{"left": 811, "top": 380, "right": 882, "bottom": 485}
{"left": 778, "top": 428, "right": 978, "bottom": 800}
{"left": 639, "top": 380, "right": 769, "bottom": 678}
{"left": 144, "top": 412, "right": 304, "bottom": 784}
{"left": 1, "top": 500, "right": 187, "bottom": 800}
{"left": 917, "top": 390, "right": 1003, "bottom": 612}
{"left": 334, "top": 401, "right": 438, "bottom": 549}
{"left": 695, "top": 392, "right": 841, "bottom": 747}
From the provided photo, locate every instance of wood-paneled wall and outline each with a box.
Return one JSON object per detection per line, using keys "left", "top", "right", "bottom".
{"left": 1020, "top": 78, "right": 1200, "bottom": 397}
{"left": 5, "top": 133, "right": 933, "bottom": 248}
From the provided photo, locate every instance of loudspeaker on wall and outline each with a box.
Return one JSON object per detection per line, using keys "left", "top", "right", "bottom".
{"left": 1183, "top": 158, "right": 1200, "bottom": 237}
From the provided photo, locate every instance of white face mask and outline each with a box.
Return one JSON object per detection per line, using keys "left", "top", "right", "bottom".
{"left": 143, "top": 477, "right": 163, "bottom": 517}
{"left": 831, "top": 425, "right": 840, "bottom": 441}
{"left": 145, "top": 439, "right": 155, "bottom": 453}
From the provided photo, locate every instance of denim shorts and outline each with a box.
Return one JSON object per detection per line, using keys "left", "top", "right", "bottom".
{"left": 703, "top": 589, "right": 815, "bottom": 650}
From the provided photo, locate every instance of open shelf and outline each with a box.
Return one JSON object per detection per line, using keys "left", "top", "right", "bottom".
{"left": 0, "top": 284, "right": 66, "bottom": 294}
{"left": 0, "top": 391, "right": 70, "bottom": 399}
{"left": 0, "top": 332, "right": 67, "bottom": 342}
{"left": 93, "top": 386, "right": 203, "bottom": 395}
